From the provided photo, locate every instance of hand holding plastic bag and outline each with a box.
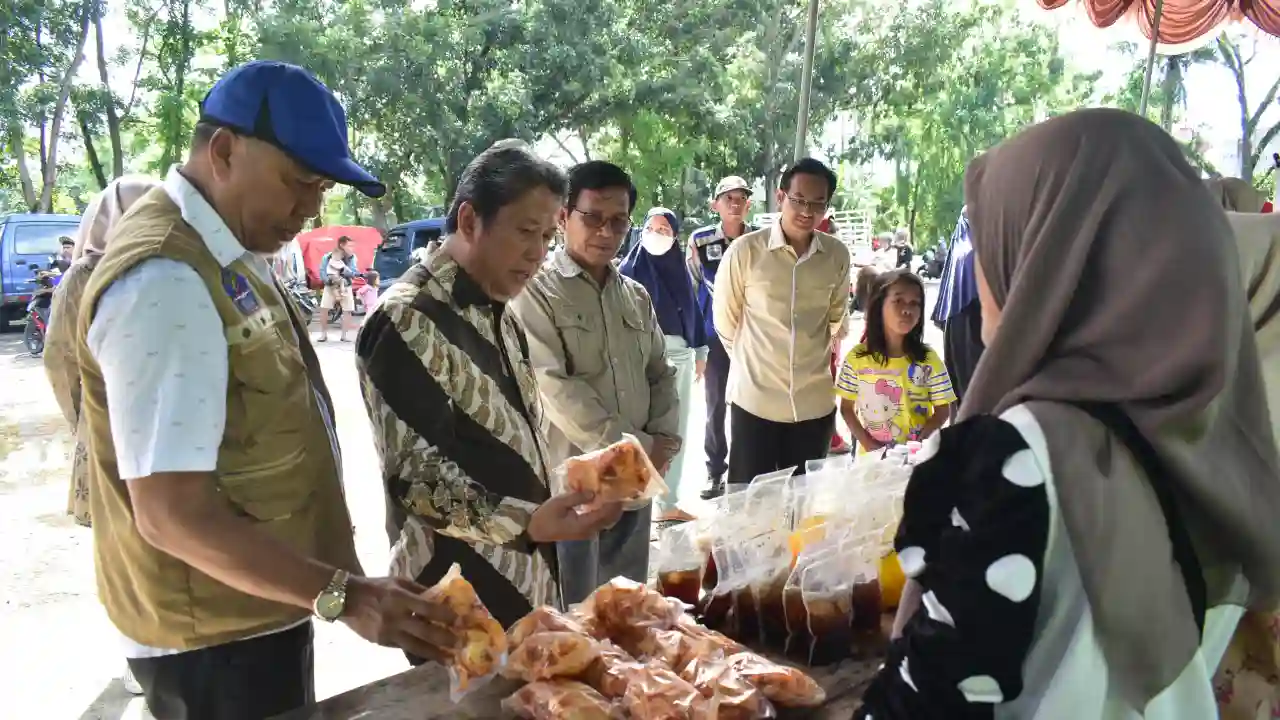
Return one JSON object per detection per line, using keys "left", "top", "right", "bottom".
{"left": 419, "top": 563, "right": 507, "bottom": 700}
{"left": 558, "top": 434, "right": 669, "bottom": 512}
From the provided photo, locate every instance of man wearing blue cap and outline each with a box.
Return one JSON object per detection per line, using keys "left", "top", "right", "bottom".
{"left": 74, "top": 61, "right": 456, "bottom": 719}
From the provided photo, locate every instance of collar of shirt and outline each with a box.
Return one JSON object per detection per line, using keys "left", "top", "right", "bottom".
{"left": 423, "top": 245, "right": 503, "bottom": 311}
{"left": 162, "top": 166, "right": 250, "bottom": 269}
{"left": 551, "top": 248, "right": 615, "bottom": 286}
{"left": 767, "top": 222, "right": 825, "bottom": 260}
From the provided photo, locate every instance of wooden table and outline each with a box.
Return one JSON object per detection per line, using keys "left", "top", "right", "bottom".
{"left": 276, "top": 622, "right": 890, "bottom": 719}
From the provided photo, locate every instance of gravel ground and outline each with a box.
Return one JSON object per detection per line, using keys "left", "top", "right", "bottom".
{"left": 0, "top": 281, "right": 939, "bottom": 719}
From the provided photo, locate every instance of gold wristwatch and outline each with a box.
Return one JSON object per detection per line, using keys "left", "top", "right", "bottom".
{"left": 312, "top": 569, "right": 350, "bottom": 622}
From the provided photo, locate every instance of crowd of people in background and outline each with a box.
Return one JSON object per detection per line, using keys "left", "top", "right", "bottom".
{"left": 29, "top": 57, "right": 1280, "bottom": 720}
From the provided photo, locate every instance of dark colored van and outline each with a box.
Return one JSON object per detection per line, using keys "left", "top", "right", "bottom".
{"left": 1, "top": 213, "right": 81, "bottom": 325}
{"left": 373, "top": 218, "right": 447, "bottom": 285}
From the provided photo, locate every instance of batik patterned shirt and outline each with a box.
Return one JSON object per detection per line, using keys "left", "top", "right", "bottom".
{"left": 356, "top": 249, "right": 558, "bottom": 626}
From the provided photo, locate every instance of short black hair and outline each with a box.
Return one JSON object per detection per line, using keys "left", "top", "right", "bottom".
{"left": 337, "top": 235, "right": 352, "bottom": 246}
{"left": 567, "top": 161, "right": 637, "bottom": 212}
{"left": 447, "top": 143, "right": 568, "bottom": 234}
{"left": 780, "top": 157, "right": 838, "bottom": 198}
{"left": 191, "top": 121, "right": 220, "bottom": 148}
{"left": 857, "top": 269, "right": 929, "bottom": 364}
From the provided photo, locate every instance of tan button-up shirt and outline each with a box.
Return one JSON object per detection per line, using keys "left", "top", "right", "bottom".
{"left": 713, "top": 224, "right": 850, "bottom": 423}
{"left": 511, "top": 250, "right": 680, "bottom": 490}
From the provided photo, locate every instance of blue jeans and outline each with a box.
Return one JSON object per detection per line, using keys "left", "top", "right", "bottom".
{"left": 556, "top": 503, "right": 653, "bottom": 605}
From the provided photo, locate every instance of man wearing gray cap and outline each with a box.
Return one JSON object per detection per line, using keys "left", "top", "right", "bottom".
{"left": 687, "top": 175, "right": 756, "bottom": 499}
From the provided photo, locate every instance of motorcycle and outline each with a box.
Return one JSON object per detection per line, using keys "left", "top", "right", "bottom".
{"left": 285, "top": 278, "right": 318, "bottom": 326}
{"left": 24, "top": 263, "right": 61, "bottom": 356}
{"left": 916, "top": 248, "right": 944, "bottom": 280}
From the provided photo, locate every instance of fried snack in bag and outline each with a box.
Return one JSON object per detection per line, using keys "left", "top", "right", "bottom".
{"left": 566, "top": 605, "right": 609, "bottom": 640}
{"left": 726, "top": 652, "right": 826, "bottom": 708}
{"left": 503, "top": 630, "right": 600, "bottom": 682}
{"left": 502, "top": 679, "right": 615, "bottom": 720}
{"left": 419, "top": 563, "right": 507, "bottom": 700}
{"left": 581, "top": 641, "right": 639, "bottom": 699}
{"left": 622, "top": 661, "right": 710, "bottom": 720}
{"left": 616, "top": 626, "right": 693, "bottom": 668}
{"left": 678, "top": 652, "right": 776, "bottom": 720}
{"left": 583, "top": 576, "right": 687, "bottom": 635}
{"left": 508, "top": 606, "right": 590, "bottom": 649}
{"left": 558, "top": 434, "right": 669, "bottom": 512}
{"left": 675, "top": 615, "right": 747, "bottom": 658}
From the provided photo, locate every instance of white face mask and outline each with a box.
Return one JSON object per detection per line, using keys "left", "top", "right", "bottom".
{"left": 641, "top": 231, "right": 675, "bottom": 255}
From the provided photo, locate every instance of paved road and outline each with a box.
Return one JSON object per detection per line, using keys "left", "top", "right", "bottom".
{"left": 0, "top": 281, "right": 940, "bottom": 718}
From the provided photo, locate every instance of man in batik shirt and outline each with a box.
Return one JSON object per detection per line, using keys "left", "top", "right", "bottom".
{"left": 356, "top": 142, "right": 622, "bottom": 655}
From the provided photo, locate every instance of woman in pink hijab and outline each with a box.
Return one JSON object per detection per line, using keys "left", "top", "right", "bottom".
{"left": 44, "top": 175, "right": 159, "bottom": 527}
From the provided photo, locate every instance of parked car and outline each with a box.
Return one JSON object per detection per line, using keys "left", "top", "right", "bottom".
{"left": 374, "top": 217, "right": 447, "bottom": 286}
{"left": 1, "top": 213, "right": 81, "bottom": 326}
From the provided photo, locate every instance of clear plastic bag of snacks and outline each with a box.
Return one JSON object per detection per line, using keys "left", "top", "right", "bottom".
{"left": 502, "top": 679, "right": 615, "bottom": 720}
{"left": 557, "top": 434, "right": 669, "bottom": 512}
{"left": 616, "top": 625, "right": 693, "bottom": 668}
{"left": 508, "top": 606, "right": 590, "bottom": 649}
{"left": 578, "top": 576, "right": 686, "bottom": 636}
{"left": 678, "top": 651, "right": 776, "bottom": 720}
{"left": 655, "top": 522, "right": 705, "bottom": 608}
{"left": 503, "top": 630, "right": 600, "bottom": 682}
{"left": 725, "top": 651, "right": 826, "bottom": 708}
{"left": 622, "top": 660, "right": 710, "bottom": 720}
{"left": 582, "top": 640, "right": 641, "bottom": 699}
{"left": 419, "top": 563, "right": 507, "bottom": 701}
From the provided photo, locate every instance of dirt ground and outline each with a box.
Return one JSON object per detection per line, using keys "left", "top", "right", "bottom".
{"left": 0, "top": 282, "right": 939, "bottom": 719}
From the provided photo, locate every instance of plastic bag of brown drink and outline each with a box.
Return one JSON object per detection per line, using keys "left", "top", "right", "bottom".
{"left": 556, "top": 434, "right": 669, "bottom": 513}
{"left": 655, "top": 522, "right": 705, "bottom": 608}
{"left": 740, "top": 531, "right": 793, "bottom": 648}
{"left": 502, "top": 679, "right": 616, "bottom": 720}
{"left": 800, "top": 552, "right": 886, "bottom": 666}
{"left": 782, "top": 528, "right": 872, "bottom": 659}
{"left": 701, "top": 538, "right": 753, "bottom": 638}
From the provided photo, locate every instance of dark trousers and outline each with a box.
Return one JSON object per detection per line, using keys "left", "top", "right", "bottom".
{"left": 942, "top": 302, "right": 985, "bottom": 404}
{"left": 127, "top": 622, "right": 314, "bottom": 720}
{"left": 703, "top": 335, "right": 731, "bottom": 480}
{"left": 728, "top": 405, "right": 835, "bottom": 484}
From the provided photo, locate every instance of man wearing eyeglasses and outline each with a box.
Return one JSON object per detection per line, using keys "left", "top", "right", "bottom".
{"left": 512, "top": 161, "right": 681, "bottom": 604}
{"left": 687, "top": 176, "right": 757, "bottom": 499}
{"left": 713, "top": 158, "right": 851, "bottom": 484}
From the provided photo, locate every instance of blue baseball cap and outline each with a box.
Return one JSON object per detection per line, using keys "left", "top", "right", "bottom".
{"left": 199, "top": 60, "right": 386, "bottom": 198}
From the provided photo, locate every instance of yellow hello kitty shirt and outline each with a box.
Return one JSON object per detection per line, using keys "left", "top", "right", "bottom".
{"left": 835, "top": 344, "right": 956, "bottom": 450}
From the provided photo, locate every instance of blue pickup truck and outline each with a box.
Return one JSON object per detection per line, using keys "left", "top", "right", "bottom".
{"left": 372, "top": 217, "right": 447, "bottom": 285}
{"left": 1, "top": 213, "right": 81, "bottom": 326}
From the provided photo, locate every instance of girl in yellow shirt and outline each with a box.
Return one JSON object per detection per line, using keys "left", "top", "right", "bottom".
{"left": 836, "top": 269, "right": 956, "bottom": 452}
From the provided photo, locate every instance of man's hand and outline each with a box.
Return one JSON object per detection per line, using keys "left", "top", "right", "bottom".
{"left": 649, "top": 435, "right": 681, "bottom": 476}
{"left": 527, "top": 491, "right": 624, "bottom": 543}
{"left": 341, "top": 575, "right": 459, "bottom": 663}
{"left": 695, "top": 358, "right": 707, "bottom": 382}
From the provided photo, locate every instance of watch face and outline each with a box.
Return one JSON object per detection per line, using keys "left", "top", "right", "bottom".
{"left": 315, "top": 592, "right": 344, "bottom": 621}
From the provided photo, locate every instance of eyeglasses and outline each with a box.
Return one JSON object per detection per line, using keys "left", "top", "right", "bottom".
{"left": 572, "top": 209, "right": 632, "bottom": 235}
{"left": 785, "top": 195, "right": 828, "bottom": 214}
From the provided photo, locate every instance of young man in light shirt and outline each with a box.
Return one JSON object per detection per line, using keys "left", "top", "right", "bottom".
{"left": 713, "top": 158, "right": 851, "bottom": 484}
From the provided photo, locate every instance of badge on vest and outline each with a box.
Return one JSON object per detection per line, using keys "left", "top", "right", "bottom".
{"left": 221, "top": 268, "right": 261, "bottom": 316}
{"left": 705, "top": 243, "right": 724, "bottom": 261}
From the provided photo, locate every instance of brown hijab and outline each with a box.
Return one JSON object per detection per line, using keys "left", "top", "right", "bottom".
{"left": 961, "top": 108, "right": 1280, "bottom": 706}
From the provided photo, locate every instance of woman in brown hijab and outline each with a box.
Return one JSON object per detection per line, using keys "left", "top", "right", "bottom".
{"left": 855, "top": 109, "right": 1280, "bottom": 718}
{"left": 44, "top": 175, "right": 158, "bottom": 526}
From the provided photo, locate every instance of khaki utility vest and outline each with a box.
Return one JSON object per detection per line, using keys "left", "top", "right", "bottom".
{"left": 77, "top": 188, "right": 359, "bottom": 649}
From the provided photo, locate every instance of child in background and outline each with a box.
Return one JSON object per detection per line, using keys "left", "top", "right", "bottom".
{"left": 835, "top": 269, "right": 955, "bottom": 452}
{"left": 357, "top": 270, "right": 381, "bottom": 320}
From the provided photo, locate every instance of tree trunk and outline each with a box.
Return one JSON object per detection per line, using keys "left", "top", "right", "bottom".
{"left": 1158, "top": 56, "right": 1179, "bottom": 131}
{"left": 9, "top": 125, "right": 38, "bottom": 211}
{"left": 94, "top": 7, "right": 124, "bottom": 178}
{"left": 38, "top": 0, "right": 93, "bottom": 212}
{"left": 79, "top": 113, "right": 108, "bottom": 189}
